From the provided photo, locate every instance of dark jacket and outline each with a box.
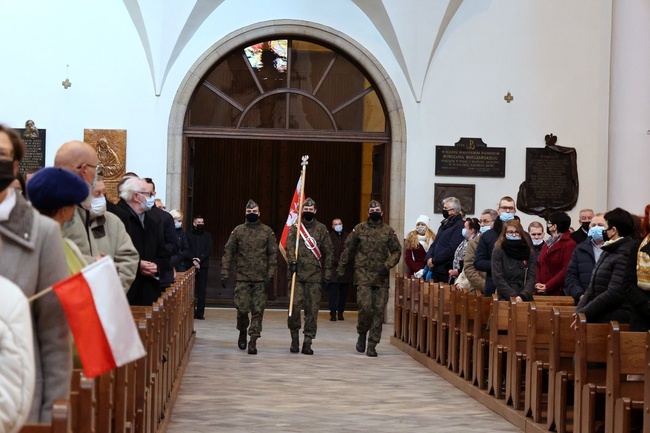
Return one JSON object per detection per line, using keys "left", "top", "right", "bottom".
{"left": 116, "top": 199, "right": 171, "bottom": 306}
{"left": 621, "top": 238, "right": 650, "bottom": 331}
{"left": 425, "top": 214, "right": 465, "bottom": 282}
{"left": 492, "top": 244, "right": 537, "bottom": 302}
{"left": 186, "top": 228, "right": 213, "bottom": 270}
{"left": 171, "top": 227, "right": 193, "bottom": 272}
{"left": 564, "top": 238, "right": 598, "bottom": 305}
{"left": 536, "top": 231, "right": 576, "bottom": 296}
{"left": 473, "top": 223, "right": 501, "bottom": 296}
{"left": 148, "top": 206, "right": 178, "bottom": 288}
{"left": 330, "top": 230, "right": 353, "bottom": 283}
{"left": 575, "top": 236, "right": 637, "bottom": 323}
{"left": 570, "top": 227, "right": 589, "bottom": 245}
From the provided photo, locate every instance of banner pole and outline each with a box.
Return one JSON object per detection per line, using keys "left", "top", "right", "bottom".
{"left": 289, "top": 155, "right": 309, "bottom": 317}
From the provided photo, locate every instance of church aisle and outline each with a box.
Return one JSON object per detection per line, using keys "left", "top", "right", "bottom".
{"left": 166, "top": 308, "right": 521, "bottom": 433}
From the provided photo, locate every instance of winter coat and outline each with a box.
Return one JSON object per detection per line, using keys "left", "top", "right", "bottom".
{"left": 330, "top": 231, "right": 353, "bottom": 283}
{"left": 405, "top": 243, "right": 427, "bottom": 275}
{"left": 425, "top": 214, "right": 465, "bottom": 282}
{"left": 474, "top": 228, "right": 500, "bottom": 296}
{"left": 621, "top": 237, "right": 650, "bottom": 331}
{"left": 171, "top": 227, "right": 193, "bottom": 272}
{"left": 536, "top": 231, "right": 576, "bottom": 296}
{"left": 575, "top": 236, "right": 637, "bottom": 323}
{"left": 461, "top": 235, "right": 486, "bottom": 292}
{"left": 492, "top": 245, "right": 538, "bottom": 301}
{"left": 564, "top": 238, "right": 597, "bottom": 305}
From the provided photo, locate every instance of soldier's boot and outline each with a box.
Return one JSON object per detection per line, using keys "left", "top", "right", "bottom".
{"left": 366, "top": 343, "right": 378, "bottom": 358}
{"left": 301, "top": 336, "right": 314, "bottom": 355}
{"left": 247, "top": 336, "right": 258, "bottom": 355}
{"left": 330, "top": 312, "right": 337, "bottom": 321}
{"left": 290, "top": 330, "right": 300, "bottom": 353}
{"left": 238, "top": 330, "right": 247, "bottom": 350}
{"left": 356, "top": 333, "right": 367, "bottom": 353}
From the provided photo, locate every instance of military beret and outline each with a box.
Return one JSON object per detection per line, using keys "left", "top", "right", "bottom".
{"left": 368, "top": 200, "right": 383, "bottom": 210}
{"left": 27, "top": 167, "right": 89, "bottom": 210}
{"left": 303, "top": 197, "right": 316, "bottom": 207}
{"left": 246, "top": 199, "right": 258, "bottom": 209}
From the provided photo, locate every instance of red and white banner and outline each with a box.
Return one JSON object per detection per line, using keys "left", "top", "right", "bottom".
{"left": 279, "top": 174, "right": 303, "bottom": 261}
{"left": 53, "top": 256, "right": 146, "bottom": 378}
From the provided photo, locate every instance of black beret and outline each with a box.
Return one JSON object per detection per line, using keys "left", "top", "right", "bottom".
{"left": 27, "top": 167, "right": 89, "bottom": 210}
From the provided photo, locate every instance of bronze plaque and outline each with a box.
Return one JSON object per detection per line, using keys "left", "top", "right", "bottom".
{"left": 434, "top": 183, "right": 475, "bottom": 215}
{"left": 84, "top": 129, "right": 126, "bottom": 203}
{"left": 16, "top": 120, "right": 45, "bottom": 174}
{"left": 435, "top": 137, "right": 506, "bottom": 177}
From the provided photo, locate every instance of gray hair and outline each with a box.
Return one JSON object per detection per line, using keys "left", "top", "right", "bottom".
{"left": 442, "top": 197, "right": 461, "bottom": 213}
{"left": 481, "top": 208, "right": 499, "bottom": 220}
{"left": 120, "top": 177, "right": 141, "bottom": 201}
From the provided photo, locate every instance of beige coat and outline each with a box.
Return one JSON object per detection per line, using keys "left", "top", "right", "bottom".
{"left": 0, "top": 192, "right": 71, "bottom": 423}
{"left": 64, "top": 208, "right": 139, "bottom": 292}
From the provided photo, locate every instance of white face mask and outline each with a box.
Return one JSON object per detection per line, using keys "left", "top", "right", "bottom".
{"left": 532, "top": 238, "right": 544, "bottom": 246}
{"left": 90, "top": 196, "right": 107, "bottom": 218}
{"left": 175, "top": 221, "right": 182, "bottom": 229}
{"left": 334, "top": 224, "right": 343, "bottom": 233}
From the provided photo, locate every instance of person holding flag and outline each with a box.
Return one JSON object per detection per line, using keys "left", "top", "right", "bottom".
{"left": 286, "top": 197, "right": 334, "bottom": 355}
{"left": 337, "top": 200, "right": 402, "bottom": 357}
{"left": 221, "top": 200, "right": 278, "bottom": 355}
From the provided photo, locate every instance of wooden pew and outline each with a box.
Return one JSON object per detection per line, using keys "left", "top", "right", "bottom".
{"left": 436, "top": 283, "right": 452, "bottom": 365}
{"left": 487, "top": 295, "right": 509, "bottom": 398}
{"left": 472, "top": 294, "right": 493, "bottom": 388}
{"left": 19, "top": 399, "right": 71, "bottom": 433}
{"left": 69, "top": 369, "right": 96, "bottom": 433}
{"left": 504, "top": 300, "right": 532, "bottom": 407}
{"left": 605, "top": 323, "right": 645, "bottom": 433}
{"left": 459, "top": 290, "right": 478, "bottom": 380}
{"left": 446, "top": 287, "right": 465, "bottom": 373}
{"left": 417, "top": 280, "right": 430, "bottom": 353}
{"left": 532, "top": 295, "right": 575, "bottom": 307}
{"left": 402, "top": 277, "right": 412, "bottom": 344}
{"left": 409, "top": 277, "right": 420, "bottom": 348}
{"left": 393, "top": 274, "right": 404, "bottom": 339}
{"left": 427, "top": 281, "right": 439, "bottom": 359}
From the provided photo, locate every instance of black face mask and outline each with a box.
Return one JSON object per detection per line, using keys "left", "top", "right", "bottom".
{"left": 195, "top": 223, "right": 205, "bottom": 231}
{"left": 245, "top": 213, "right": 259, "bottom": 223}
{"left": 581, "top": 221, "right": 591, "bottom": 231}
{"left": 302, "top": 211, "right": 315, "bottom": 222}
{"left": 602, "top": 228, "right": 610, "bottom": 242}
{"left": 442, "top": 209, "right": 450, "bottom": 219}
{"left": 369, "top": 212, "right": 381, "bottom": 222}
{"left": 0, "top": 159, "right": 15, "bottom": 192}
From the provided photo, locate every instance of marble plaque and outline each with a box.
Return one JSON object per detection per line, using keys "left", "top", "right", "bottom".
{"left": 84, "top": 129, "right": 126, "bottom": 203}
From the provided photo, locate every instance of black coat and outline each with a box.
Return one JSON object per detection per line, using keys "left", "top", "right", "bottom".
{"left": 473, "top": 220, "right": 503, "bottom": 296}
{"left": 116, "top": 199, "right": 171, "bottom": 306}
{"left": 575, "top": 236, "right": 637, "bottom": 323}
{"left": 564, "top": 238, "right": 598, "bottom": 305}
{"left": 148, "top": 206, "right": 178, "bottom": 288}
{"left": 330, "top": 231, "right": 353, "bottom": 283}
{"left": 492, "top": 244, "right": 537, "bottom": 301}
{"left": 425, "top": 214, "right": 465, "bottom": 282}
{"left": 570, "top": 227, "right": 589, "bottom": 245}
{"left": 171, "top": 228, "right": 193, "bottom": 272}
{"left": 621, "top": 239, "right": 650, "bottom": 331}
{"left": 186, "top": 228, "right": 212, "bottom": 269}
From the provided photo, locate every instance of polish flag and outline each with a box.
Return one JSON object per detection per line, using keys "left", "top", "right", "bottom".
{"left": 53, "top": 256, "right": 146, "bottom": 378}
{"left": 279, "top": 174, "right": 303, "bottom": 261}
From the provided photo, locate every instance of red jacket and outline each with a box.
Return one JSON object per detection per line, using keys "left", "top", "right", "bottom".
{"left": 536, "top": 231, "right": 577, "bottom": 296}
{"left": 405, "top": 244, "right": 427, "bottom": 275}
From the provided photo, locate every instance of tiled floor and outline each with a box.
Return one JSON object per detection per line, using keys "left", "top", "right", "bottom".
{"left": 166, "top": 308, "right": 521, "bottom": 432}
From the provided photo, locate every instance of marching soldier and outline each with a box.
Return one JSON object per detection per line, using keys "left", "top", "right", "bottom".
{"left": 287, "top": 197, "right": 334, "bottom": 355}
{"left": 221, "top": 200, "right": 278, "bottom": 355}
{"left": 337, "top": 200, "right": 402, "bottom": 357}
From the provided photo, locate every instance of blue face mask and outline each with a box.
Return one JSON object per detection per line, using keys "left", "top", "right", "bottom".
{"left": 506, "top": 235, "right": 521, "bottom": 241}
{"left": 500, "top": 212, "right": 514, "bottom": 222}
{"left": 461, "top": 228, "right": 467, "bottom": 238}
{"left": 479, "top": 225, "right": 491, "bottom": 234}
{"left": 175, "top": 221, "right": 182, "bottom": 229}
{"left": 588, "top": 226, "right": 604, "bottom": 241}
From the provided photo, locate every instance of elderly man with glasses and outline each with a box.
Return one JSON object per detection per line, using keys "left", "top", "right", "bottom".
{"left": 425, "top": 197, "right": 466, "bottom": 283}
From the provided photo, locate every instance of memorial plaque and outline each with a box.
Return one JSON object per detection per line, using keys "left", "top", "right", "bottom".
{"left": 434, "top": 183, "right": 475, "bottom": 215}
{"left": 16, "top": 120, "right": 45, "bottom": 174}
{"left": 517, "top": 134, "right": 578, "bottom": 218}
{"left": 84, "top": 129, "right": 127, "bottom": 203}
{"left": 435, "top": 137, "right": 506, "bottom": 177}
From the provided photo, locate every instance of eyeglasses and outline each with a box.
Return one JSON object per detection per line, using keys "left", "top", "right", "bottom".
{"left": 137, "top": 191, "right": 154, "bottom": 198}
{"left": 506, "top": 230, "right": 520, "bottom": 236}
{"left": 499, "top": 206, "right": 515, "bottom": 212}
{"left": 479, "top": 219, "right": 493, "bottom": 224}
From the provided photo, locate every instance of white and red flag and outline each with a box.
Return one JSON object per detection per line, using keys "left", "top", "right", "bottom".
{"left": 279, "top": 174, "right": 303, "bottom": 261}
{"left": 52, "top": 256, "right": 146, "bottom": 378}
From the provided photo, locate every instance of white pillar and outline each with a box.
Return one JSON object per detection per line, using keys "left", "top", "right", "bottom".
{"left": 608, "top": 1, "right": 650, "bottom": 214}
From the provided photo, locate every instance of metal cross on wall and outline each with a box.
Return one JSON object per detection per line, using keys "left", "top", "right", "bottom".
{"left": 504, "top": 91, "right": 513, "bottom": 103}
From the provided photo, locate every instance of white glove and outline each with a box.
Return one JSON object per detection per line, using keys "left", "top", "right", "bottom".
{"left": 414, "top": 268, "right": 425, "bottom": 279}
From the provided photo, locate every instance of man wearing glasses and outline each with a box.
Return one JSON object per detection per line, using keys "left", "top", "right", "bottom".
{"left": 474, "top": 196, "right": 518, "bottom": 296}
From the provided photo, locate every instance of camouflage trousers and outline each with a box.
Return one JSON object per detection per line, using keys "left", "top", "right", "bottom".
{"left": 234, "top": 282, "right": 267, "bottom": 338}
{"left": 287, "top": 281, "right": 321, "bottom": 339}
{"left": 356, "top": 284, "right": 389, "bottom": 346}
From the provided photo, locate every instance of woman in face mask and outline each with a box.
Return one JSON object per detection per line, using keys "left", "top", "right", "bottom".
{"left": 404, "top": 215, "right": 436, "bottom": 276}
{"left": 448, "top": 217, "right": 479, "bottom": 283}
{"left": 27, "top": 167, "right": 90, "bottom": 276}
{"left": 492, "top": 220, "right": 537, "bottom": 302}
{"left": 535, "top": 212, "right": 577, "bottom": 296}
{"left": 169, "top": 209, "right": 193, "bottom": 272}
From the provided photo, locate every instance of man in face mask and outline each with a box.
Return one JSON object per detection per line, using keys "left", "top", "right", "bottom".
{"left": 285, "top": 198, "right": 334, "bottom": 355}
{"left": 528, "top": 221, "right": 545, "bottom": 259}
{"left": 186, "top": 215, "right": 212, "bottom": 320}
{"left": 336, "top": 200, "right": 402, "bottom": 357}
{"left": 570, "top": 208, "right": 594, "bottom": 244}
{"left": 115, "top": 177, "right": 170, "bottom": 306}
{"left": 221, "top": 200, "right": 278, "bottom": 354}
{"left": 328, "top": 218, "right": 352, "bottom": 321}
{"left": 564, "top": 213, "right": 605, "bottom": 305}
{"left": 425, "top": 197, "right": 466, "bottom": 283}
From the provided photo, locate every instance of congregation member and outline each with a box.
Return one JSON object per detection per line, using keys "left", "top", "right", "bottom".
{"left": 573, "top": 208, "right": 638, "bottom": 324}
{"left": 116, "top": 177, "right": 170, "bottom": 306}
{"left": 622, "top": 204, "right": 650, "bottom": 331}
{"left": 0, "top": 125, "right": 71, "bottom": 423}
{"left": 527, "top": 221, "right": 545, "bottom": 259}
{"left": 474, "top": 196, "right": 518, "bottom": 296}
{"left": 286, "top": 198, "right": 334, "bottom": 355}
{"left": 169, "top": 209, "right": 193, "bottom": 272}
{"left": 570, "top": 208, "right": 594, "bottom": 244}
{"left": 327, "top": 217, "right": 353, "bottom": 321}
{"left": 564, "top": 213, "right": 606, "bottom": 305}
{"left": 144, "top": 178, "right": 178, "bottom": 290}
{"left": 492, "top": 219, "right": 537, "bottom": 302}
{"left": 187, "top": 215, "right": 212, "bottom": 320}
{"left": 221, "top": 200, "right": 277, "bottom": 355}
{"left": 535, "top": 212, "right": 576, "bottom": 296}
{"left": 404, "top": 215, "right": 435, "bottom": 276}
{"left": 425, "top": 197, "right": 464, "bottom": 282}
{"left": 448, "top": 217, "right": 479, "bottom": 284}
{"left": 457, "top": 209, "right": 497, "bottom": 292}
{"left": 337, "top": 200, "right": 401, "bottom": 357}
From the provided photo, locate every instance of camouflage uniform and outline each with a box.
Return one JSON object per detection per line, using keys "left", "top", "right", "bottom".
{"left": 286, "top": 217, "right": 334, "bottom": 339}
{"left": 221, "top": 219, "right": 277, "bottom": 338}
{"left": 337, "top": 212, "right": 401, "bottom": 350}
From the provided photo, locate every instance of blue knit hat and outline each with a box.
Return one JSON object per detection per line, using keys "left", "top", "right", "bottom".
{"left": 27, "top": 167, "right": 89, "bottom": 210}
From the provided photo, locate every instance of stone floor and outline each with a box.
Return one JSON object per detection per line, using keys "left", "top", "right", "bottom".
{"left": 166, "top": 308, "right": 522, "bottom": 433}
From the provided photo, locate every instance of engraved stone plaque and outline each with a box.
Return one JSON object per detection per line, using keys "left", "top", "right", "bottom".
{"left": 435, "top": 137, "right": 506, "bottom": 178}
{"left": 16, "top": 120, "right": 45, "bottom": 174}
{"left": 434, "top": 183, "right": 476, "bottom": 215}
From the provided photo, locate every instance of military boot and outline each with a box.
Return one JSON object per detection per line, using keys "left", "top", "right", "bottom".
{"left": 366, "top": 343, "right": 377, "bottom": 357}
{"left": 248, "top": 336, "right": 258, "bottom": 355}
{"left": 238, "top": 330, "right": 247, "bottom": 350}
{"left": 356, "top": 333, "right": 367, "bottom": 353}
{"left": 290, "top": 330, "right": 300, "bottom": 353}
{"left": 302, "top": 336, "right": 314, "bottom": 355}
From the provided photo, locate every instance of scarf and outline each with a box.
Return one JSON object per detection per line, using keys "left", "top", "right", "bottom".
{"left": 545, "top": 234, "right": 560, "bottom": 249}
{"left": 502, "top": 239, "right": 532, "bottom": 261}
{"left": 418, "top": 234, "right": 430, "bottom": 251}
{"left": 637, "top": 235, "right": 650, "bottom": 290}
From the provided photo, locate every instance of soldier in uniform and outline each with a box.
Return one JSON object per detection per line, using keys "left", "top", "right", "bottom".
{"left": 287, "top": 197, "right": 334, "bottom": 355}
{"left": 337, "top": 200, "right": 402, "bottom": 357}
{"left": 221, "top": 200, "right": 278, "bottom": 355}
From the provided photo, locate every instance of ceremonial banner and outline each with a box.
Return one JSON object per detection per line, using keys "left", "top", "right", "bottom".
{"left": 279, "top": 175, "right": 302, "bottom": 262}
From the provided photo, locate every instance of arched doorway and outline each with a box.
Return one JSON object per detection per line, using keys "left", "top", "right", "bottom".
{"left": 167, "top": 22, "right": 406, "bottom": 312}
